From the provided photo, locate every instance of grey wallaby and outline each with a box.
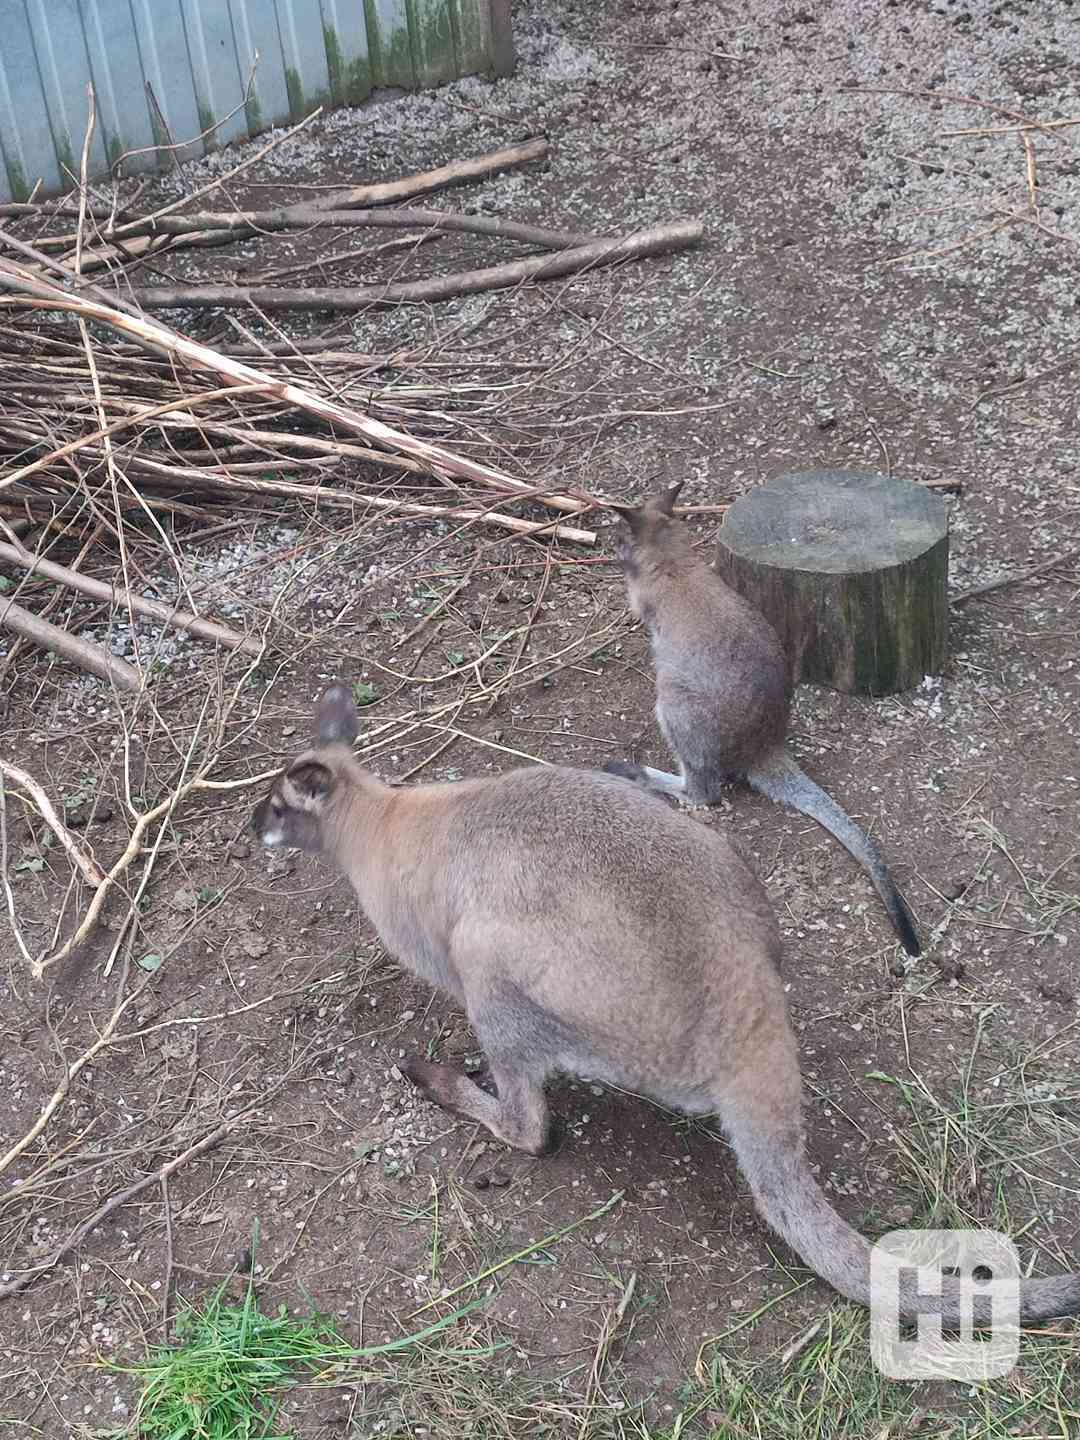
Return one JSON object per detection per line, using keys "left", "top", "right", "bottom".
{"left": 604, "top": 482, "right": 922, "bottom": 957}
{"left": 251, "top": 685, "right": 1079, "bottom": 1325}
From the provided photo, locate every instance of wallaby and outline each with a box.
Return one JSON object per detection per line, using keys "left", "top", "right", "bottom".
{"left": 604, "top": 482, "right": 922, "bottom": 958}
{"left": 251, "top": 685, "right": 1079, "bottom": 1326}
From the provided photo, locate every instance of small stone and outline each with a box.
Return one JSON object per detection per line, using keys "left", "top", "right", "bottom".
{"left": 473, "top": 1175, "right": 491, "bottom": 1190}
{"left": 241, "top": 932, "right": 269, "bottom": 959}
{"left": 229, "top": 841, "right": 251, "bottom": 861}
{"left": 884, "top": 1204, "right": 915, "bottom": 1227}
{"left": 170, "top": 887, "right": 197, "bottom": 913}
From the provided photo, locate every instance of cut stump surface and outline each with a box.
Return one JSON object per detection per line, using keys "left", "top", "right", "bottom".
{"left": 714, "top": 468, "right": 949, "bottom": 695}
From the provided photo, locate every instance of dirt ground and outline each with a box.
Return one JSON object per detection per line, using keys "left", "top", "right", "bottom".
{"left": 1, "top": 0, "right": 1079, "bottom": 1434}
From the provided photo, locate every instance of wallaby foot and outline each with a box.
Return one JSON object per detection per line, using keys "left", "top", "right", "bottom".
{"left": 400, "top": 1055, "right": 555, "bottom": 1156}
{"left": 603, "top": 759, "right": 648, "bottom": 784}
{"left": 603, "top": 760, "right": 688, "bottom": 802}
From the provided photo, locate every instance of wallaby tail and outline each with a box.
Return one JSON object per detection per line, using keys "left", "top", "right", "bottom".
{"left": 746, "top": 746, "right": 921, "bottom": 957}
{"left": 721, "top": 1095, "right": 1080, "bottom": 1327}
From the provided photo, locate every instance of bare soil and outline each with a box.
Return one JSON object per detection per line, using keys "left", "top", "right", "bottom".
{"left": 1, "top": 0, "right": 1079, "bottom": 1434}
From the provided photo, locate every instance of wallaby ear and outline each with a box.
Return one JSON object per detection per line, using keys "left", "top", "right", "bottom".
{"left": 654, "top": 480, "right": 685, "bottom": 516}
{"left": 607, "top": 500, "right": 646, "bottom": 533}
{"left": 285, "top": 760, "right": 333, "bottom": 803}
{"left": 316, "top": 684, "right": 359, "bottom": 745}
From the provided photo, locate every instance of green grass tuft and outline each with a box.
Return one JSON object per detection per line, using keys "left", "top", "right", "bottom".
{"left": 127, "top": 1283, "right": 343, "bottom": 1438}
{"left": 108, "top": 1258, "right": 486, "bottom": 1439}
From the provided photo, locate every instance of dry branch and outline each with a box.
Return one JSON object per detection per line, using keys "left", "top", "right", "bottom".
{"left": 102, "top": 460, "right": 597, "bottom": 544}
{"left": 0, "top": 538, "right": 263, "bottom": 656}
{"left": 0, "top": 957, "right": 143, "bottom": 1179}
{"left": 0, "top": 758, "right": 106, "bottom": 888}
{"left": 129, "top": 223, "right": 704, "bottom": 312}
{"left": 104, "top": 405, "right": 427, "bottom": 473}
{"left": 39, "top": 137, "right": 550, "bottom": 259}
{"left": 72, "top": 205, "right": 595, "bottom": 273}
{"left": 0, "top": 261, "right": 595, "bottom": 525}
{"left": 0, "top": 1112, "right": 241, "bottom": 1299}
{"left": 0, "top": 594, "right": 140, "bottom": 690}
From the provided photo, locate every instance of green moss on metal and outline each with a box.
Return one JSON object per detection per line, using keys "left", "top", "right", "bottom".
{"left": 411, "top": 0, "right": 457, "bottom": 84}
{"left": 3, "top": 155, "right": 29, "bottom": 202}
{"left": 324, "top": 24, "right": 345, "bottom": 105}
{"left": 346, "top": 54, "right": 371, "bottom": 104}
{"left": 244, "top": 91, "right": 262, "bottom": 135}
{"left": 382, "top": 0, "right": 418, "bottom": 87}
{"left": 285, "top": 67, "right": 304, "bottom": 121}
{"left": 196, "top": 101, "right": 216, "bottom": 143}
{"left": 149, "top": 110, "right": 170, "bottom": 152}
{"left": 324, "top": 23, "right": 372, "bottom": 105}
{"left": 362, "top": 0, "right": 383, "bottom": 79}
{"left": 54, "top": 134, "right": 76, "bottom": 184}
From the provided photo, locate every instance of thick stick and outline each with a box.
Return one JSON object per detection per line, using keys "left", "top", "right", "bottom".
{"left": 0, "top": 263, "right": 592, "bottom": 519}
{"left": 0, "top": 594, "right": 140, "bottom": 690}
{"left": 73, "top": 205, "right": 594, "bottom": 272}
{"left": 0, "top": 758, "right": 106, "bottom": 887}
{"left": 0, "top": 539, "right": 263, "bottom": 656}
{"left": 47, "top": 138, "right": 550, "bottom": 255}
{"left": 130, "top": 223, "right": 705, "bottom": 312}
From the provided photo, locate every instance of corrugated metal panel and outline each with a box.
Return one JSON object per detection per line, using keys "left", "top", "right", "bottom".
{"left": 0, "top": 0, "right": 513, "bottom": 202}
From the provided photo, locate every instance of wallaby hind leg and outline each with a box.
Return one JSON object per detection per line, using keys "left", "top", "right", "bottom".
{"left": 401, "top": 1053, "right": 555, "bottom": 1156}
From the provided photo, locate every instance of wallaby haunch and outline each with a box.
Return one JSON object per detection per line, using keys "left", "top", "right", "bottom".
{"left": 605, "top": 483, "right": 922, "bottom": 957}
{"left": 251, "top": 685, "right": 1079, "bottom": 1325}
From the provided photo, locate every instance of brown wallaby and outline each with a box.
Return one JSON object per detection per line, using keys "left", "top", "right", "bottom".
{"left": 604, "top": 482, "right": 922, "bottom": 958}
{"left": 251, "top": 685, "right": 1079, "bottom": 1326}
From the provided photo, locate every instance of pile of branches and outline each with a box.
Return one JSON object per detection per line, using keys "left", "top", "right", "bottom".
{"left": 0, "top": 118, "right": 703, "bottom": 689}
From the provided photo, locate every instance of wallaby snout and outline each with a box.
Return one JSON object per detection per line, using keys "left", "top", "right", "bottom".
{"left": 251, "top": 687, "right": 364, "bottom": 853}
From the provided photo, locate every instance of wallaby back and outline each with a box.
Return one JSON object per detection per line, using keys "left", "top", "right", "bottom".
{"left": 249, "top": 685, "right": 1079, "bottom": 1326}
{"left": 608, "top": 484, "right": 922, "bottom": 957}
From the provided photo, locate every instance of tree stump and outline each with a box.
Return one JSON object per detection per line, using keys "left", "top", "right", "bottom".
{"left": 714, "top": 468, "right": 949, "bottom": 695}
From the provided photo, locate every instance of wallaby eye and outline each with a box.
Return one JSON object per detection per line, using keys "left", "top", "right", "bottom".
{"left": 271, "top": 800, "right": 284, "bottom": 818}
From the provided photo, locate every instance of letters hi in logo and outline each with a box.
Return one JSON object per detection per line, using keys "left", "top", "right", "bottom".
{"left": 869, "top": 1229, "right": 1020, "bottom": 1381}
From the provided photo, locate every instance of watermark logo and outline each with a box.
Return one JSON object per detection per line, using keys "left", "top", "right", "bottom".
{"left": 869, "top": 1229, "right": 1020, "bottom": 1380}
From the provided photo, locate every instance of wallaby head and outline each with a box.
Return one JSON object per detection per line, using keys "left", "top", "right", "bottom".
{"left": 609, "top": 481, "right": 695, "bottom": 597}
{"left": 250, "top": 684, "right": 361, "bottom": 853}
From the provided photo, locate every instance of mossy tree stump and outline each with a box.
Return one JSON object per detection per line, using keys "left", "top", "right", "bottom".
{"left": 714, "top": 469, "right": 948, "bottom": 695}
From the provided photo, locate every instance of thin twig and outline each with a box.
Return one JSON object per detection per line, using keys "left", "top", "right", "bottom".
{"left": 0, "top": 595, "right": 141, "bottom": 691}
{"left": 0, "top": 952, "right": 141, "bottom": 1178}
{"left": 952, "top": 548, "right": 1079, "bottom": 604}
{"left": 0, "top": 537, "right": 263, "bottom": 657}
{"left": 0, "top": 1113, "right": 236, "bottom": 1299}
{"left": 0, "top": 758, "right": 105, "bottom": 888}
{"left": 0, "top": 262, "right": 594, "bottom": 520}
{"left": 0, "top": 771, "right": 33, "bottom": 965}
